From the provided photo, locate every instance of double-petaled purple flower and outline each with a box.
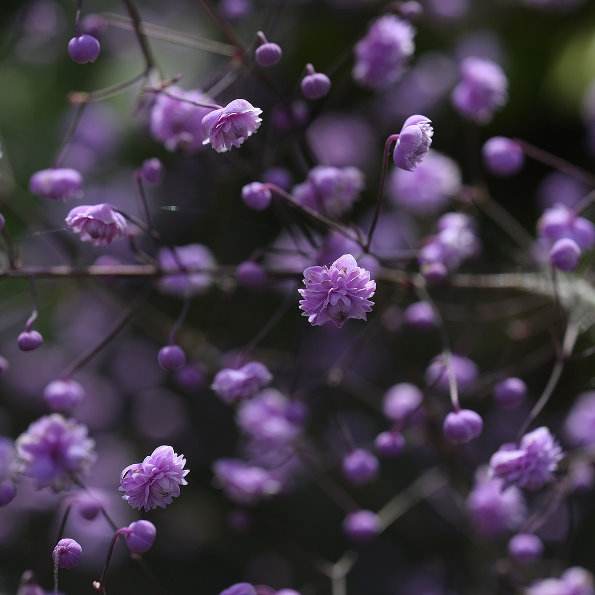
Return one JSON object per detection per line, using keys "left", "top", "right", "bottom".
{"left": 202, "top": 99, "right": 263, "bottom": 153}
{"left": 298, "top": 254, "right": 376, "bottom": 328}
{"left": 65, "top": 203, "right": 128, "bottom": 246}
{"left": 211, "top": 361, "right": 273, "bottom": 404}
{"left": 119, "top": 445, "right": 189, "bottom": 510}
{"left": 353, "top": 15, "right": 415, "bottom": 89}
{"left": 490, "top": 426, "right": 563, "bottom": 491}
{"left": 150, "top": 86, "right": 215, "bottom": 152}
{"left": 393, "top": 115, "right": 434, "bottom": 171}
{"left": 15, "top": 414, "right": 96, "bottom": 490}
{"left": 292, "top": 166, "right": 364, "bottom": 217}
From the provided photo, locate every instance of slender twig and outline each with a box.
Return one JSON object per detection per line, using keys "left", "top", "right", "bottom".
{"left": 365, "top": 134, "right": 399, "bottom": 252}
{"left": 516, "top": 321, "right": 579, "bottom": 439}
{"left": 515, "top": 139, "right": 595, "bottom": 188}
{"left": 121, "top": 0, "right": 158, "bottom": 73}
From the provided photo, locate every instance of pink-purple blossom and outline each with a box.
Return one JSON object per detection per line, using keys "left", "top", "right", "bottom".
{"left": 298, "top": 254, "right": 376, "bottom": 328}
{"left": 65, "top": 203, "right": 128, "bottom": 246}
{"left": 119, "top": 445, "right": 189, "bottom": 510}
{"left": 201, "top": 99, "right": 263, "bottom": 153}
{"left": 211, "top": 362, "right": 273, "bottom": 404}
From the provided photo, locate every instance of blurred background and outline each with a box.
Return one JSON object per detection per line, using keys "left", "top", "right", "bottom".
{"left": 1, "top": 0, "right": 595, "bottom": 593}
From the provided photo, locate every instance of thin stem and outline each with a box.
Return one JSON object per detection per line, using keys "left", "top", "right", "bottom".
{"left": 169, "top": 295, "right": 191, "bottom": 344}
{"left": 134, "top": 171, "right": 154, "bottom": 231}
{"left": 516, "top": 321, "right": 579, "bottom": 439}
{"left": 56, "top": 504, "right": 72, "bottom": 541}
{"left": 196, "top": 0, "right": 246, "bottom": 62}
{"left": 62, "top": 286, "right": 151, "bottom": 377}
{"left": 55, "top": 103, "right": 87, "bottom": 167}
{"left": 266, "top": 183, "right": 362, "bottom": 245}
{"left": 53, "top": 559, "right": 59, "bottom": 595}
{"left": 365, "top": 134, "right": 399, "bottom": 252}
{"left": 102, "top": 12, "right": 236, "bottom": 56}
{"left": 93, "top": 530, "right": 122, "bottom": 594}
{"left": 515, "top": 139, "right": 595, "bottom": 188}
{"left": 69, "top": 71, "right": 147, "bottom": 105}
{"left": 121, "top": 0, "right": 158, "bottom": 73}
{"left": 143, "top": 86, "right": 222, "bottom": 110}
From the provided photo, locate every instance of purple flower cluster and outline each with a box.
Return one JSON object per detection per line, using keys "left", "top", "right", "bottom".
{"left": 537, "top": 204, "right": 595, "bottom": 271}
{"left": 353, "top": 15, "right": 415, "bottom": 89}
{"left": 452, "top": 57, "right": 508, "bottom": 123}
{"left": 211, "top": 361, "right": 273, "bottom": 404}
{"left": 490, "top": 426, "right": 563, "bottom": 490}
{"left": 419, "top": 213, "right": 480, "bottom": 281}
{"left": 292, "top": 166, "right": 364, "bottom": 217}
{"left": 213, "top": 459, "right": 281, "bottom": 505}
{"left": 15, "top": 414, "right": 96, "bottom": 490}
{"left": 150, "top": 86, "right": 215, "bottom": 152}
{"left": 119, "top": 445, "right": 189, "bottom": 510}
{"left": 298, "top": 254, "right": 376, "bottom": 328}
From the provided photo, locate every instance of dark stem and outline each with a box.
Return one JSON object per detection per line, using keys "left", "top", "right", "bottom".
{"left": 134, "top": 171, "right": 154, "bottom": 231}
{"left": 62, "top": 286, "right": 151, "bottom": 377}
{"left": 365, "top": 134, "right": 399, "bottom": 252}
{"left": 121, "top": 0, "right": 157, "bottom": 72}
{"left": 56, "top": 504, "right": 72, "bottom": 541}
{"left": 93, "top": 530, "right": 122, "bottom": 594}
{"left": 515, "top": 139, "right": 595, "bottom": 188}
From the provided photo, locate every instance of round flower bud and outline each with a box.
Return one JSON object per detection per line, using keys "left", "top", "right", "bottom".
{"left": 236, "top": 261, "right": 268, "bottom": 289}
{"left": 17, "top": 330, "right": 43, "bottom": 352}
{"left": 0, "top": 355, "right": 9, "bottom": 375}
{"left": 383, "top": 383, "right": 423, "bottom": 425}
{"left": 508, "top": 533, "right": 543, "bottom": 563}
{"left": 342, "top": 449, "right": 379, "bottom": 485}
{"left": 52, "top": 538, "right": 82, "bottom": 569}
{"left": 242, "top": 182, "right": 272, "bottom": 211}
{"left": 493, "top": 377, "right": 527, "bottom": 409}
{"left": 221, "top": 584, "right": 257, "bottom": 595}
{"left": 67, "top": 34, "right": 101, "bottom": 64}
{"left": 74, "top": 492, "right": 102, "bottom": 521}
{"left": 403, "top": 301, "right": 437, "bottom": 330}
{"left": 157, "top": 345, "right": 187, "bottom": 371}
{"left": 549, "top": 238, "right": 581, "bottom": 271}
{"left": 375, "top": 431, "right": 405, "bottom": 457}
{"left": 482, "top": 137, "right": 524, "bottom": 176}
{"left": 301, "top": 65, "right": 331, "bottom": 100}
{"left": 124, "top": 520, "right": 157, "bottom": 554}
{"left": 140, "top": 158, "right": 164, "bottom": 184}
{"left": 255, "top": 42, "right": 282, "bottom": 67}
{"left": 421, "top": 261, "right": 448, "bottom": 284}
{"left": 443, "top": 409, "right": 483, "bottom": 444}
{"left": 0, "top": 479, "right": 16, "bottom": 506}
{"left": 343, "top": 510, "right": 381, "bottom": 543}
{"left": 43, "top": 379, "right": 85, "bottom": 412}
{"left": 174, "top": 363, "right": 207, "bottom": 393}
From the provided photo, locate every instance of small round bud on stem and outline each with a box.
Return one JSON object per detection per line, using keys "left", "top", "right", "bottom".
{"left": 17, "top": 330, "right": 43, "bottom": 352}
{"left": 242, "top": 182, "right": 272, "bottom": 210}
{"left": 493, "top": 377, "right": 527, "bottom": 409}
{"left": 343, "top": 510, "right": 381, "bottom": 543}
{"left": 140, "top": 158, "right": 164, "bottom": 184}
{"left": 68, "top": 35, "right": 101, "bottom": 64}
{"left": 158, "top": 345, "right": 187, "bottom": 371}
{"left": 255, "top": 32, "right": 282, "bottom": 67}
{"left": 53, "top": 538, "right": 82, "bottom": 569}
{"left": 123, "top": 520, "right": 157, "bottom": 554}
{"left": 342, "top": 449, "right": 379, "bottom": 485}
{"left": 301, "top": 64, "right": 331, "bottom": 100}
{"left": 508, "top": 533, "right": 543, "bottom": 563}
{"left": 443, "top": 409, "right": 483, "bottom": 444}
{"left": 549, "top": 238, "right": 581, "bottom": 271}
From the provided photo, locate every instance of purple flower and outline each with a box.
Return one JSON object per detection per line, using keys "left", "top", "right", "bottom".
{"left": 527, "top": 568, "right": 594, "bottom": 595}
{"left": 466, "top": 470, "right": 526, "bottom": 537}
{"left": 298, "top": 254, "right": 376, "bottom": 328}
{"left": 158, "top": 244, "right": 217, "bottom": 297}
{"left": 65, "top": 203, "right": 128, "bottom": 246}
{"left": 202, "top": 99, "right": 263, "bottom": 153}
{"left": 43, "top": 379, "right": 86, "bottom": 412}
{"left": 565, "top": 392, "right": 595, "bottom": 447}
{"left": 211, "top": 361, "right": 273, "bottom": 404}
{"left": 353, "top": 15, "right": 415, "bottom": 89}
{"left": 29, "top": 168, "right": 83, "bottom": 200}
{"left": 452, "top": 57, "right": 508, "bottom": 123}
{"left": 490, "top": 426, "right": 563, "bottom": 490}
{"left": 15, "top": 414, "right": 96, "bottom": 490}
{"left": 292, "top": 166, "right": 364, "bottom": 218}
{"left": 213, "top": 458, "right": 281, "bottom": 504}
{"left": 482, "top": 137, "right": 524, "bottom": 176}
{"left": 389, "top": 150, "right": 461, "bottom": 215}
{"left": 119, "top": 445, "right": 189, "bottom": 510}
{"left": 150, "top": 86, "right": 215, "bottom": 152}
{"left": 236, "top": 389, "right": 305, "bottom": 444}
{"left": 393, "top": 115, "right": 434, "bottom": 171}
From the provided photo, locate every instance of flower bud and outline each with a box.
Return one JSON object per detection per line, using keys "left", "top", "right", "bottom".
{"left": 158, "top": 345, "right": 187, "bottom": 371}
{"left": 443, "top": 409, "right": 483, "bottom": 444}
{"left": 343, "top": 510, "right": 380, "bottom": 543}
{"left": 52, "top": 538, "right": 82, "bottom": 569}
{"left": 124, "top": 520, "right": 157, "bottom": 554}
{"left": 68, "top": 34, "right": 101, "bottom": 64}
